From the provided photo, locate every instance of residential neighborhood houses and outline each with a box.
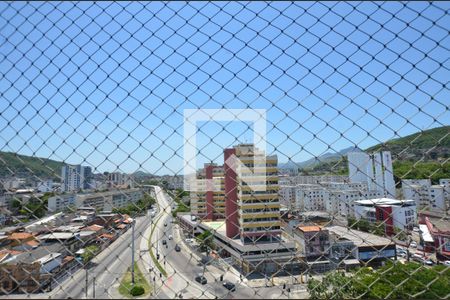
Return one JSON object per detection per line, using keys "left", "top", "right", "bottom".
{"left": 0, "top": 207, "right": 134, "bottom": 294}
{"left": 180, "top": 147, "right": 449, "bottom": 282}
{"left": 0, "top": 149, "right": 449, "bottom": 295}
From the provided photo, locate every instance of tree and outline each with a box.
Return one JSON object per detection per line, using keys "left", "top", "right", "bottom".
{"left": 307, "top": 262, "right": 450, "bottom": 299}
{"left": 196, "top": 230, "right": 214, "bottom": 252}
{"left": 82, "top": 245, "right": 100, "bottom": 263}
{"left": 308, "top": 271, "right": 356, "bottom": 299}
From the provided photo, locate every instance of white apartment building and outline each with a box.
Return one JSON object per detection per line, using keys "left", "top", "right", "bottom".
{"left": 439, "top": 179, "right": 450, "bottom": 210}
{"left": 295, "top": 184, "right": 328, "bottom": 211}
{"left": 279, "top": 185, "right": 297, "bottom": 210}
{"left": 282, "top": 181, "right": 382, "bottom": 217}
{"left": 1, "top": 178, "right": 26, "bottom": 190}
{"left": 36, "top": 180, "right": 54, "bottom": 193}
{"left": 354, "top": 198, "right": 417, "bottom": 232}
{"left": 280, "top": 175, "right": 348, "bottom": 185}
{"left": 326, "top": 189, "right": 383, "bottom": 217}
{"left": 48, "top": 188, "right": 143, "bottom": 212}
{"left": 106, "top": 172, "right": 134, "bottom": 188}
{"left": 348, "top": 151, "right": 396, "bottom": 198}
{"left": 402, "top": 179, "right": 448, "bottom": 212}
{"left": 61, "top": 165, "right": 93, "bottom": 192}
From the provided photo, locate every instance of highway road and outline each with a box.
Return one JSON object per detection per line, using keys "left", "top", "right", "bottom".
{"left": 51, "top": 212, "right": 153, "bottom": 299}
{"left": 2, "top": 185, "right": 298, "bottom": 299}
{"left": 148, "top": 186, "right": 289, "bottom": 299}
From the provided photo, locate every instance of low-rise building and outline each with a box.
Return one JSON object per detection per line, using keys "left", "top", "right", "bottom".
{"left": 327, "top": 225, "right": 396, "bottom": 267}
{"left": 36, "top": 180, "right": 54, "bottom": 193}
{"left": 292, "top": 225, "right": 332, "bottom": 273}
{"left": 178, "top": 214, "right": 299, "bottom": 275}
{"left": 418, "top": 211, "right": 450, "bottom": 260}
{"left": 354, "top": 198, "right": 417, "bottom": 235}
{"left": 402, "top": 179, "right": 447, "bottom": 213}
{"left": 48, "top": 189, "right": 143, "bottom": 212}
{"left": 282, "top": 181, "right": 382, "bottom": 216}
{"left": 0, "top": 243, "right": 64, "bottom": 294}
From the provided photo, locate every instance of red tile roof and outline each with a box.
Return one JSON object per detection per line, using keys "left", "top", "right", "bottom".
{"left": 297, "top": 225, "right": 322, "bottom": 232}
{"left": 25, "top": 240, "right": 39, "bottom": 247}
{"left": 0, "top": 249, "right": 23, "bottom": 256}
{"left": 98, "top": 233, "right": 114, "bottom": 240}
{"left": 81, "top": 224, "right": 104, "bottom": 232}
{"left": 7, "top": 232, "right": 34, "bottom": 240}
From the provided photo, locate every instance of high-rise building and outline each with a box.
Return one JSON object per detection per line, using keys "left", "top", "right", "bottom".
{"left": 61, "top": 165, "right": 92, "bottom": 192}
{"left": 348, "top": 152, "right": 372, "bottom": 184}
{"left": 183, "top": 143, "right": 296, "bottom": 275}
{"left": 105, "top": 172, "right": 134, "bottom": 188}
{"left": 224, "top": 144, "right": 281, "bottom": 243}
{"left": 190, "top": 163, "right": 225, "bottom": 220}
{"left": 348, "top": 150, "right": 396, "bottom": 198}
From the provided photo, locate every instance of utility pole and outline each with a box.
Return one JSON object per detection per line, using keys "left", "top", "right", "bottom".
{"left": 131, "top": 218, "right": 135, "bottom": 284}
{"left": 156, "top": 229, "right": 159, "bottom": 259}
{"left": 85, "top": 268, "right": 88, "bottom": 298}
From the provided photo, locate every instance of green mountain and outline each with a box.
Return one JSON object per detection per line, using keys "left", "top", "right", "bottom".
{"left": 0, "top": 151, "right": 64, "bottom": 181}
{"left": 1, "top": 126, "right": 448, "bottom": 183}
{"left": 298, "top": 125, "right": 450, "bottom": 183}
{"left": 366, "top": 125, "right": 450, "bottom": 161}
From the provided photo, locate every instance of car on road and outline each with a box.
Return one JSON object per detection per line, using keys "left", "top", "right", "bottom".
{"left": 175, "top": 244, "right": 181, "bottom": 252}
{"left": 413, "top": 226, "right": 420, "bottom": 232}
{"left": 162, "top": 239, "right": 167, "bottom": 245}
{"left": 222, "top": 281, "right": 236, "bottom": 291}
{"left": 195, "top": 275, "right": 207, "bottom": 285}
{"left": 185, "top": 238, "right": 193, "bottom": 244}
{"left": 411, "top": 254, "right": 424, "bottom": 263}
{"left": 398, "top": 252, "right": 407, "bottom": 258}
{"left": 164, "top": 222, "right": 168, "bottom": 227}
{"left": 424, "top": 259, "right": 434, "bottom": 266}
{"left": 410, "top": 241, "right": 417, "bottom": 248}
{"left": 443, "top": 261, "right": 450, "bottom": 266}
{"left": 168, "top": 235, "right": 173, "bottom": 240}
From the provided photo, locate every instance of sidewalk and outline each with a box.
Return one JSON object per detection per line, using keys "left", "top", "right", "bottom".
{"left": 174, "top": 223, "right": 245, "bottom": 285}
{"left": 139, "top": 189, "right": 216, "bottom": 299}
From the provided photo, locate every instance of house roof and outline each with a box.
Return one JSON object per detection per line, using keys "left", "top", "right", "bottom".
{"left": 81, "top": 224, "right": 104, "bottom": 232}
{"left": 63, "top": 256, "right": 74, "bottom": 263}
{"left": 0, "top": 249, "right": 23, "bottom": 256}
{"left": 98, "top": 233, "right": 114, "bottom": 240}
{"left": 0, "top": 252, "right": 10, "bottom": 262}
{"left": 297, "top": 225, "right": 322, "bottom": 232}
{"left": 25, "top": 240, "right": 40, "bottom": 248}
{"left": 7, "top": 232, "right": 34, "bottom": 240}
{"left": 37, "top": 232, "right": 75, "bottom": 240}
{"left": 34, "top": 253, "right": 62, "bottom": 265}
{"left": 4, "top": 243, "right": 65, "bottom": 264}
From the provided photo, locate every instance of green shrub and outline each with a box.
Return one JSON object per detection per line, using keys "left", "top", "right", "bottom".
{"left": 130, "top": 285, "right": 145, "bottom": 296}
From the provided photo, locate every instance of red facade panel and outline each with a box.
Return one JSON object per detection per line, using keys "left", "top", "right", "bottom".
{"left": 376, "top": 206, "right": 394, "bottom": 236}
{"left": 224, "top": 148, "right": 239, "bottom": 239}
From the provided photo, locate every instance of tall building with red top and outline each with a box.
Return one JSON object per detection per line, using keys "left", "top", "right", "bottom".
{"left": 224, "top": 144, "right": 281, "bottom": 243}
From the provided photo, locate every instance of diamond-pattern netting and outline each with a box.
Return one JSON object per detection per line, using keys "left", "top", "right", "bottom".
{"left": 0, "top": 1, "right": 449, "bottom": 299}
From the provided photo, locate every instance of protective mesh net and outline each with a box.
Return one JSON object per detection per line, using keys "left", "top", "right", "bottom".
{"left": 0, "top": 1, "right": 449, "bottom": 299}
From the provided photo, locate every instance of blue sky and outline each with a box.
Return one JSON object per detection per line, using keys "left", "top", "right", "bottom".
{"left": 0, "top": 1, "right": 449, "bottom": 175}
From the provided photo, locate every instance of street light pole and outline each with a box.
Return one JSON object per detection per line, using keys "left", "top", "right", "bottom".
{"left": 157, "top": 229, "right": 159, "bottom": 259}
{"left": 132, "top": 219, "right": 135, "bottom": 285}
{"left": 85, "top": 268, "right": 88, "bottom": 298}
